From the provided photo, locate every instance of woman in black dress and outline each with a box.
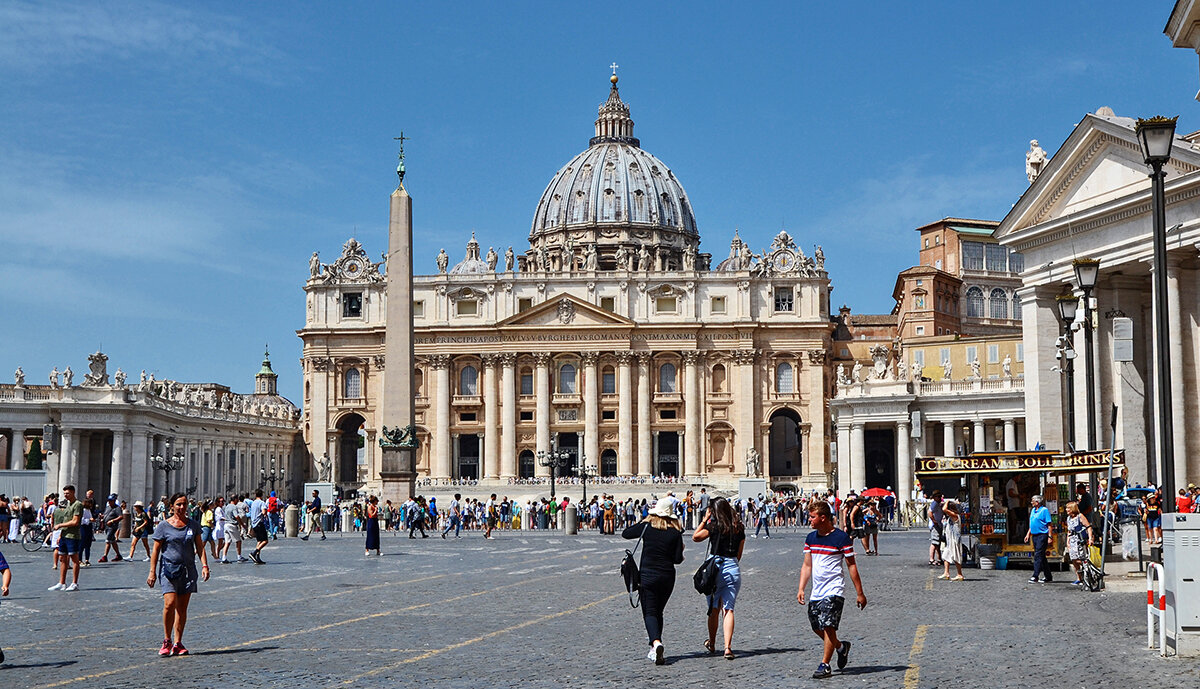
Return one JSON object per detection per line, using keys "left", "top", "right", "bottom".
{"left": 364, "top": 495, "right": 381, "bottom": 556}
{"left": 622, "top": 498, "right": 684, "bottom": 665}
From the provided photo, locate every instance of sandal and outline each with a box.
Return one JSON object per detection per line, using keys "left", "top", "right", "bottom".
{"left": 724, "top": 649, "right": 735, "bottom": 660}
{"left": 703, "top": 639, "right": 716, "bottom": 655}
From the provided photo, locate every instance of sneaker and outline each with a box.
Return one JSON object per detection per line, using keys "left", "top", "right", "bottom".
{"left": 1072, "top": 580, "right": 1084, "bottom": 586}
{"left": 220, "top": 558, "right": 229, "bottom": 564}
{"left": 812, "top": 662, "right": 832, "bottom": 679}
{"left": 763, "top": 535, "right": 770, "bottom": 539}
{"left": 82, "top": 561, "right": 91, "bottom": 568}
{"left": 1028, "top": 577, "right": 1039, "bottom": 584}
{"left": 142, "top": 556, "right": 150, "bottom": 562}
{"left": 937, "top": 574, "right": 950, "bottom": 580}
{"left": 442, "top": 533, "right": 447, "bottom": 539}
{"left": 159, "top": 639, "right": 172, "bottom": 657}
{"left": 171, "top": 642, "right": 188, "bottom": 656}
{"left": 114, "top": 555, "right": 123, "bottom": 561}
{"left": 64, "top": 583, "right": 78, "bottom": 592}
{"left": 98, "top": 557, "right": 108, "bottom": 563}
{"left": 950, "top": 575, "right": 964, "bottom": 582}
{"left": 654, "top": 643, "right": 665, "bottom": 665}
{"left": 237, "top": 556, "right": 248, "bottom": 562}
{"left": 320, "top": 535, "right": 326, "bottom": 541}
{"left": 47, "top": 583, "right": 65, "bottom": 591}
{"left": 0, "top": 647, "right": 5, "bottom": 664}
{"left": 300, "top": 535, "right": 308, "bottom": 541}
{"left": 836, "top": 641, "right": 851, "bottom": 670}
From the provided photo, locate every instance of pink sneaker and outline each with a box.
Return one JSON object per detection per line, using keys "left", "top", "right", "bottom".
{"left": 159, "top": 639, "right": 172, "bottom": 657}
{"left": 171, "top": 642, "right": 188, "bottom": 656}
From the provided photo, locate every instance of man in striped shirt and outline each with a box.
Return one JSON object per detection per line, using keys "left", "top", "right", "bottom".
{"left": 797, "top": 499, "right": 867, "bottom": 679}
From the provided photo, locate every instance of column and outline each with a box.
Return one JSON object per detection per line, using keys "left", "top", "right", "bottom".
{"left": 130, "top": 433, "right": 150, "bottom": 502}
{"left": 733, "top": 349, "right": 757, "bottom": 474}
{"left": 896, "top": 421, "right": 912, "bottom": 506}
{"left": 450, "top": 433, "right": 459, "bottom": 479}
{"left": 582, "top": 351, "right": 600, "bottom": 469}
{"left": 942, "top": 422, "right": 954, "bottom": 458}
{"left": 637, "top": 353, "right": 652, "bottom": 477}
{"left": 431, "top": 354, "right": 451, "bottom": 480}
{"left": 499, "top": 354, "right": 517, "bottom": 479}
{"left": 652, "top": 430, "right": 660, "bottom": 476}
{"left": 1166, "top": 259, "right": 1188, "bottom": 484}
{"left": 59, "top": 429, "right": 79, "bottom": 492}
{"left": 110, "top": 430, "right": 127, "bottom": 499}
{"left": 617, "top": 352, "right": 634, "bottom": 476}
{"left": 973, "top": 420, "right": 985, "bottom": 453}
{"left": 849, "top": 423, "right": 865, "bottom": 494}
{"left": 683, "top": 351, "right": 701, "bottom": 478}
{"left": 835, "top": 422, "right": 851, "bottom": 487}
{"left": 534, "top": 353, "right": 552, "bottom": 477}
{"left": 1003, "top": 419, "right": 1017, "bottom": 452}
{"left": 482, "top": 354, "right": 500, "bottom": 480}
{"left": 8, "top": 431, "right": 23, "bottom": 470}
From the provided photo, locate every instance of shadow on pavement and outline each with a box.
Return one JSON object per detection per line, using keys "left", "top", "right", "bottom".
{"left": 0, "top": 660, "right": 77, "bottom": 670}
{"left": 839, "top": 664, "right": 909, "bottom": 676}
{"left": 196, "top": 646, "right": 280, "bottom": 656}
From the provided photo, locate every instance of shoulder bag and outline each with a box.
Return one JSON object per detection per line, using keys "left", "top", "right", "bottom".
{"left": 621, "top": 524, "right": 649, "bottom": 608}
{"left": 692, "top": 530, "right": 720, "bottom": 595}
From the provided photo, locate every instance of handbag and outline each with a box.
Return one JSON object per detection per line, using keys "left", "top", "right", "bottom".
{"left": 620, "top": 524, "right": 649, "bottom": 608}
{"left": 692, "top": 532, "right": 719, "bottom": 595}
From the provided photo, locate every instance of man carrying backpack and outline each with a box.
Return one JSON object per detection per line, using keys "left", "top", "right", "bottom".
{"left": 266, "top": 492, "right": 282, "bottom": 541}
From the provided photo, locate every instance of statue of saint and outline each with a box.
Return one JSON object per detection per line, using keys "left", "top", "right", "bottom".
{"left": 614, "top": 245, "right": 628, "bottom": 271}
{"left": 63, "top": 366, "right": 74, "bottom": 387}
{"left": 485, "top": 246, "right": 498, "bottom": 271}
{"left": 1002, "top": 354, "right": 1012, "bottom": 378}
{"left": 504, "top": 246, "right": 515, "bottom": 272}
{"left": 942, "top": 359, "right": 952, "bottom": 380}
{"left": 436, "top": 248, "right": 449, "bottom": 273}
{"left": 851, "top": 361, "right": 863, "bottom": 383}
{"left": 13, "top": 367, "right": 24, "bottom": 387}
{"left": 836, "top": 363, "right": 847, "bottom": 385}
{"left": 584, "top": 243, "right": 598, "bottom": 271}
{"left": 114, "top": 368, "right": 127, "bottom": 387}
{"left": 1026, "top": 139, "right": 1048, "bottom": 183}
{"left": 309, "top": 251, "right": 321, "bottom": 277}
{"left": 638, "top": 244, "right": 652, "bottom": 272}
{"left": 745, "top": 448, "right": 761, "bottom": 477}
{"left": 315, "top": 452, "right": 333, "bottom": 483}
{"left": 897, "top": 359, "right": 908, "bottom": 382}
{"left": 49, "top": 367, "right": 60, "bottom": 388}
{"left": 536, "top": 245, "right": 548, "bottom": 271}
{"left": 970, "top": 358, "right": 981, "bottom": 379}
{"left": 814, "top": 245, "right": 825, "bottom": 270}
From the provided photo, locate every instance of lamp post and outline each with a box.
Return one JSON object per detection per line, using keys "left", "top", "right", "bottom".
{"left": 1072, "top": 257, "right": 1100, "bottom": 451}
{"left": 260, "top": 458, "right": 281, "bottom": 494}
{"left": 1055, "top": 294, "right": 1079, "bottom": 451}
{"left": 537, "top": 446, "right": 571, "bottom": 501}
{"left": 149, "top": 446, "right": 185, "bottom": 496}
{"left": 579, "top": 458, "right": 598, "bottom": 505}
{"left": 1136, "top": 115, "right": 1178, "bottom": 509}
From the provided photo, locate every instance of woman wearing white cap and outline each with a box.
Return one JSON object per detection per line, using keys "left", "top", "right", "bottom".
{"left": 127, "top": 501, "right": 152, "bottom": 561}
{"left": 622, "top": 498, "right": 685, "bottom": 665}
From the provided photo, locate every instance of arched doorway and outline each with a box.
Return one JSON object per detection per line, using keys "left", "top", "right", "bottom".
{"left": 768, "top": 408, "right": 803, "bottom": 477}
{"left": 600, "top": 449, "right": 617, "bottom": 477}
{"left": 864, "top": 428, "right": 895, "bottom": 490}
{"left": 336, "top": 413, "right": 366, "bottom": 485}
{"left": 519, "top": 450, "right": 535, "bottom": 479}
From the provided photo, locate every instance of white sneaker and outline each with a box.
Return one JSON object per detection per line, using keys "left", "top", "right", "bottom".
{"left": 64, "top": 583, "right": 78, "bottom": 592}
{"left": 47, "top": 583, "right": 65, "bottom": 591}
{"left": 142, "top": 556, "right": 150, "bottom": 562}
{"left": 654, "top": 643, "right": 665, "bottom": 665}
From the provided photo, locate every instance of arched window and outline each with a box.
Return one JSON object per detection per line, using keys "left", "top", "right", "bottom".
{"left": 965, "top": 287, "right": 984, "bottom": 318}
{"left": 1012, "top": 293, "right": 1022, "bottom": 321}
{"left": 459, "top": 365, "right": 478, "bottom": 396}
{"left": 659, "top": 363, "right": 677, "bottom": 393}
{"left": 601, "top": 366, "right": 616, "bottom": 394}
{"left": 776, "top": 362, "right": 794, "bottom": 393}
{"left": 558, "top": 364, "right": 577, "bottom": 394}
{"left": 711, "top": 364, "right": 726, "bottom": 393}
{"left": 344, "top": 368, "right": 361, "bottom": 398}
{"left": 989, "top": 288, "right": 1008, "bottom": 319}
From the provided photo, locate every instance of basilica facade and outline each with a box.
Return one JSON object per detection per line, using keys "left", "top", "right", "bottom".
{"left": 299, "top": 76, "right": 835, "bottom": 494}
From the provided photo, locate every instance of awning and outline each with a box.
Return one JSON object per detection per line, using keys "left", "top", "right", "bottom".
{"left": 916, "top": 450, "right": 1125, "bottom": 476}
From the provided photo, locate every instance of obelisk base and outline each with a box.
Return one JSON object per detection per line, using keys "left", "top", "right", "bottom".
{"left": 380, "top": 446, "right": 417, "bottom": 505}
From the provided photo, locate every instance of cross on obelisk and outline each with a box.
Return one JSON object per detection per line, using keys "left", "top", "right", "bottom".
{"left": 393, "top": 132, "right": 409, "bottom": 183}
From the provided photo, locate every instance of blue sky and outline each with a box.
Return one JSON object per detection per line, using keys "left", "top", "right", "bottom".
{"left": 2, "top": 1, "right": 1196, "bottom": 402}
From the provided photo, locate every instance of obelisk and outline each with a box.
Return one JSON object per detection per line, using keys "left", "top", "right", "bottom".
{"left": 380, "top": 141, "right": 418, "bottom": 504}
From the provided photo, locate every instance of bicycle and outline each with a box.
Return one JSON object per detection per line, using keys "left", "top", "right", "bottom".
{"left": 22, "top": 523, "right": 51, "bottom": 552}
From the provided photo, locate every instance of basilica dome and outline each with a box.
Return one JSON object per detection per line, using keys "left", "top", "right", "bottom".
{"left": 526, "top": 75, "right": 700, "bottom": 272}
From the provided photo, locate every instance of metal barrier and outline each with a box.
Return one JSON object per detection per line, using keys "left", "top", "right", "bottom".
{"left": 1147, "top": 562, "right": 1166, "bottom": 656}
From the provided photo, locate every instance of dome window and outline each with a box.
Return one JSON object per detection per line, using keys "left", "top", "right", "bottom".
{"left": 604, "top": 188, "right": 615, "bottom": 196}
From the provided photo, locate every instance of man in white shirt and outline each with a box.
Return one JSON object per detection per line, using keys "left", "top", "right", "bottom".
{"left": 248, "top": 489, "right": 269, "bottom": 565}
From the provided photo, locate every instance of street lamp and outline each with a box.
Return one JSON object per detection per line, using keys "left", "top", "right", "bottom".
{"left": 260, "top": 458, "right": 281, "bottom": 493}
{"left": 579, "top": 458, "right": 598, "bottom": 505}
{"left": 1055, "top": 294, "right": 1079, "bottom": 450}
{"left": 150, "top": 446, "right": 185, "bottom": 495}
{"left": 1072, "top": 257, "right": 1100, "bottom": 451}
{"left": 537, "top": 446, "right": 571, "bottom": 501}
{"left": 1136, "top": 115, "right": 1179, "bottom": 508}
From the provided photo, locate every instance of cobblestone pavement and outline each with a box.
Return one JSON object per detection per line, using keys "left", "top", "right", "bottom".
{"left": 0, "top": 528, "right": 1195, "bottom": 687}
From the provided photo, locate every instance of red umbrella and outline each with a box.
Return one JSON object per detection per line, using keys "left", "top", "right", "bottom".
{"left": 860, "top": 487, "right": 891, "bottom": 498}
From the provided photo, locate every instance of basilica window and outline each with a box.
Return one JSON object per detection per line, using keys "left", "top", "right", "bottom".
{"left": 962, "top": 243, "right": 984, "bottom": 271}
{"left": 600, "top": 296, "right": 615, "bottom": 312}
{"left": 774, "top": 288, "right": 793, "bottom": 313}
{"left": 558, "top": 364, "right": 577, "bottom": 394}
{"left": 520, "top": 369, "right": 533, "bottom": 395}
{"left": 602, "top": 366, "right": 616, "bottom": 394}
{"left": 985, "top": 244, "right": 1007, "bottom": 272}
{"left": 456, "top": 300, "right": 478, "bottom": 316}
{"left": 343, "top": 292, "right": 363, "bottom": 318}
{"left": 989, "top": 288, "right": 1008, "bottom": 319}
{"left": 776, "top": 362, "right": 794, "bottom": 394}
{"left": 655, "top": 296, "right": 677, "bottom": 314}
{"left": 965, "top": 287, "right": 984, "bottom": 318}
{"left": 711, "top": 364, "right": 726, "bottom": 393}
{"left": 659, "top": 363, "right": 677, "bottom": 393}
{"left": 413, "top": 300, "right": 424, "bottom": 318}
{"left": 344, "top": 368, "right": 362, "bottom": 398}
{"left": 459, "top": 365, "right": 478, "bottom": 396}
{"left": 1013, "top": 293, "right": 1022, "bottom": 321}
{"left": 710, "top": 296, "right": 726, "bottom": 314}
{"left": 518, "top": 298, "right": 533, "bottom": 313}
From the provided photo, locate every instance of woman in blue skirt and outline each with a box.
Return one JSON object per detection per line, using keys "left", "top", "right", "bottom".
{"left": 364, "top": 495, "right": 381, "bottom": 556}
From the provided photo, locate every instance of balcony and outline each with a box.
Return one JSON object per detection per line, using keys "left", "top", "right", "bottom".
{"left": 552, "top": 392, "right": 581, "bottom": 405}
{"left": 451, "top": 394, "right": 482, "bottom": 407}
{"left": 653, "top": 391, "right": 682, "bottom": 404}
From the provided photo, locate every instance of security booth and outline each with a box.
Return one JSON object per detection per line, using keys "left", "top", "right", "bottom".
{"left": 1163, "top": 513, "right": 1200, "bottom": 656}
{"left": 915, "top": 450, "right": 1125, "bottom": 565}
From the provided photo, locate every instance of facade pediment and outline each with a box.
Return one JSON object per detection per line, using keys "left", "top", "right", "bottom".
{"left": 998, "top": 114, "right": 1200, "bottom": 240}
{"left": 496, "top": 294, "right": 634, "bottom": 328}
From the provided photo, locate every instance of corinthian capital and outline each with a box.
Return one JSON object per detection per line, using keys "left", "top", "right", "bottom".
{"left": 427, "top": 354, "right": 452, "bottom": 370}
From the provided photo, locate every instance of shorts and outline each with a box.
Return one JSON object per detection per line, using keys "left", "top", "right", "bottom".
{"left": 226, "top": 525, "right": 243, "bottom": 543}
{"left": 865, "top": 523, "right": 879, "bottom": 535}
{"left": 105, "top": 527, "right": 120, "bottom": 544}
{"left": 807, "top": 595, "right": 845, "bottom": 633}
{"left": 57, "top": 537, "right": 82, "bottom": 556}
{"left": 849, "top": 528, "right": 865, "bottom": 539}
{"left": 252, "top": 523, "right": 268, "bottom": 543}
{"left": 200, "top": 526, "right": 213, "bottom": 542}
{"left": 1147, "top": 516, "right": 1162, "bottom": 529}
{"left": 487, "top": 516, "right": 498, "bottom": 529}
{"left": 158, "top": 564, "right": 199, "bottom": 595}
